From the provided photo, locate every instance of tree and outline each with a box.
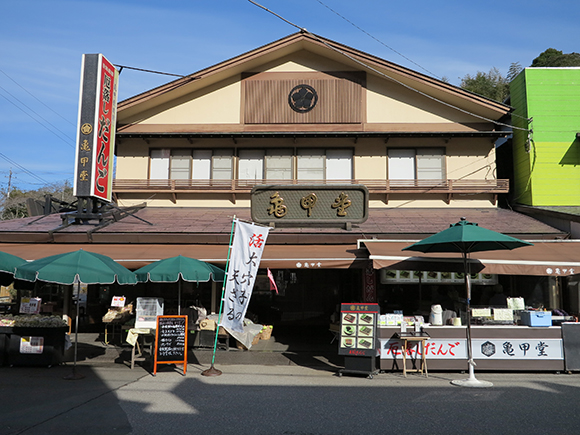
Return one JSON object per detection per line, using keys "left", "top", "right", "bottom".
{"left": 0, "top": 181, "right": 74, "bottom": 220}
{"left": 531, "top": 48, "right": 580, "bottom": 67}
{"left": 507, "top": 62, "right": 523, "bottom": 82}
{"left": 459, "top": 67, "right": 510, "bottom": 102}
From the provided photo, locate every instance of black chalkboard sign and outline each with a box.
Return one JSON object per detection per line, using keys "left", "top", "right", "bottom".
{"left": 154, "top": 315, "right": 188, "bottom": 375}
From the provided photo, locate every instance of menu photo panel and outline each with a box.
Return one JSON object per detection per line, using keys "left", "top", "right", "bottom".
{"left": 339, "top": 303, "right": 379, "bottom": 357}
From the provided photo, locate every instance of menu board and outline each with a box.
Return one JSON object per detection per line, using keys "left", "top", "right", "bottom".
{"left": 338, "top": 303, "right": 379, "bottom": 357}
{"left": 154, "top": 315, "right": 188, "bottom": 375}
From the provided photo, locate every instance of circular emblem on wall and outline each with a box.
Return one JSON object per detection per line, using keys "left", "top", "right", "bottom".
{"left": 288, "top": 84, "right": 318, "bottom": 113}
{"left": 80, "top": 123, "right": 93, "bottom": 135}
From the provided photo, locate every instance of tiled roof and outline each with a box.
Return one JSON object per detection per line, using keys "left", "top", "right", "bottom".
{"left": 0, "top": 207, "right": 565, "bottom": 245}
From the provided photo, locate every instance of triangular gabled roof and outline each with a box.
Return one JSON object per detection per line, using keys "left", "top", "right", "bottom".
{"left": 117, "top": 31, "right": 511, "bottom": 127}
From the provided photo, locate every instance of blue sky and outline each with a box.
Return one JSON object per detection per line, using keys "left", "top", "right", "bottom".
{"left": 1, "top": 0, "right": 579, "bottom": 192}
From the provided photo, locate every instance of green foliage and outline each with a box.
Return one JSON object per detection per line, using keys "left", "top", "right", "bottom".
{"left": 460, "top": 67, "right": 510, "bottom": 102}
{"left": 507, "top": 62, "right": 523, "bottom": 82}
{"left": 531, "top": 48, "right": 580, "bottom": 67}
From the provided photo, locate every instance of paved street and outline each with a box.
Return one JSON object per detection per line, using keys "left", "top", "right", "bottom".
{"left": 2, "top": 356, "right": 580, "bottom": 435}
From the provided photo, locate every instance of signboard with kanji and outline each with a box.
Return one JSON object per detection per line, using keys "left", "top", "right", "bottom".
{"left": 73, "top": 53, "right": 119, "bottom": 202}
{"left": 251, "top": 185, "right": 368, "bottom": 226}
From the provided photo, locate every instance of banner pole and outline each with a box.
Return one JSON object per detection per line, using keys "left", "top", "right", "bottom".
{"left": 202, "top": 215, "right": 236, "bottom": 377}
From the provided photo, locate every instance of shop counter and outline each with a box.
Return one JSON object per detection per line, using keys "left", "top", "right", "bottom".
{"left": 379, "top": 325, "right": 564, "bottom": 372}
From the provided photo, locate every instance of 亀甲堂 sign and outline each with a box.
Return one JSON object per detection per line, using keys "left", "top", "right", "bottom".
{"left": 73, "top": 53, "right": 119, "bottom": 202}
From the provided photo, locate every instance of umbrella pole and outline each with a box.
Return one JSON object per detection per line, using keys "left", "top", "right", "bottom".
{"left": 178, "top": 280, "right": 181, "bottom": 315}
{"left": 64, "top": 280, "right": 84, "bottom": 380}
{"left": 451, "top": 253, "right": 492, "bottom": 388}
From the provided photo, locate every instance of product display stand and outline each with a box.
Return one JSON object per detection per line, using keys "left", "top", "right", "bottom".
{"left": 339, "top": 355, "right": 379, "bottom": 379}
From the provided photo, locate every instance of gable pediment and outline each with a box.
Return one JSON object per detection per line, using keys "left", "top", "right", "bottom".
{"left": 117, "top": 32, "right": 511, "bottom": 134}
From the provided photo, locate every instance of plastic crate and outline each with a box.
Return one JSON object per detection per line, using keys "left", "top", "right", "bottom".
{"left": 520, "top": 310, "right": 552, "bottom": 327}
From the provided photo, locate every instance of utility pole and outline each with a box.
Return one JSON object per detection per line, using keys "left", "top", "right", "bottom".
{"left": 7, "top": 169, "right": 12, "bottom": 198}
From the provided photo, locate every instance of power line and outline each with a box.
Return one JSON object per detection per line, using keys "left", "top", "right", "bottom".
{"left": 0, "top": 90, "right": 75, "bottom": 148}
{"left": 0, "top": 68, "right": 76, "bottom": 127}
{"left": 0, "top": 152, "right": 52, "bottom": 186}
{"left": 313, "top": 0, "right": 441, "bottom": 79}
{"left": 248, "top": 0, "right": 530, "bottom": 132}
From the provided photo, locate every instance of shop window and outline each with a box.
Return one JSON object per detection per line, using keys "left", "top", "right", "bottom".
{"left": 297, "top": 149, "right": 325, "bottom": 180}
{"left": 265, "top": 149, "right": 293, "bottom": 180}
{"left": 150, "top": 149, "right": 170, "bottom": 179}
{"left": 211, "top": 149, "right": 233, "bottom": 180}
{"left": 297, "top": 149, "right": 353, "bottom": 180}
{"left": 387, "top": 148, "right": 445, "bottom": 180}
{"left": 170, "top": 149, "right": 191, "bottom": 179}
{"left": 192, "top": 150, "right": 212, "bottom": 179}
{"left": 151, "top": 148, "right": 353, "bottom": 182}
{"left": 326, "top": 149, "right": 353, "bottom": 180}
{"left": 239, "top": 149, "right": 265, "bottom": 180}
{"left": 149, "top": 149, "right": 233, "bottom": 180}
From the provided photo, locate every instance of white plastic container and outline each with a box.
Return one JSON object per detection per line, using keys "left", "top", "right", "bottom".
{"left": 430, "top": 304, "right": 443, "bottom": 326}
{"left": 135, "top": 297, "right": 164, "bottom": 329}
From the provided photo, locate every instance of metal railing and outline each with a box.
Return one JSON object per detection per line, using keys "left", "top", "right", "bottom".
{"left": 112, "top": 178, "right": 509, "bottom": 201}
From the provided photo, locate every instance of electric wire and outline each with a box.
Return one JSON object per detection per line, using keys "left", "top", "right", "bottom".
{"left": 0, "top": 152, "right": 52, "bottom": 185}
{"left": 248, "top": 0, "right": 530, "bottom": 132}
{"left": 318, "top": 0, "right": 532, "bottom": 126}
{"left": 313, "top": 0, "right": 441, "bottom": 79}
{"left": 0, "top": 89, "right": 75, "bottom": 148}
{"left": 0, "top": 68, "right": 76, "bottom": 127}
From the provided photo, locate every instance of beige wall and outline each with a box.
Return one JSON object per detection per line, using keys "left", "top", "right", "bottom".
{"left": 114, "top": 47, "right": 500, "bottom": 210}
{"left": 366, "top": 75, "right": 482, "bottom": 124}
{"left": 125, "top": 51, "right": 492, "bottom": 128}
{"left": 114, "top": 136, "right": 497, "bottom": 209}
{"left": 139, "top": 76, "right": 241, "bottom": 125}
{"left": 116, "top": 137, "right": 496, "bottom": 181}
{"left": 253, "top": 51, "right": 355, "bottom": 73}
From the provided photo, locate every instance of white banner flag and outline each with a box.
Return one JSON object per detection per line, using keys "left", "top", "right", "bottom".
{"left": 220, "top": 219, "right": 270, "bottom": 333}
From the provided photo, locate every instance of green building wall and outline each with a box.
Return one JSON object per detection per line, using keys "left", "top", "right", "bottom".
{"left": 510, "top": 68, "right": 580, "bottom": 206}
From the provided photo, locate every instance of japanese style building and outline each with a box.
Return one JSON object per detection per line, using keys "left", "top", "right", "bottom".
{"left": 2, "top": 32, "right": 579, "bottom": 339}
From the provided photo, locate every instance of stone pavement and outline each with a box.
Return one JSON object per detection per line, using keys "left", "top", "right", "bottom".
{"left": 2, "top": 333, "right": 580, "bottom": 435}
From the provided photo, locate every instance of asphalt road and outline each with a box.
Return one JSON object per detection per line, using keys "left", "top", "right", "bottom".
{"left": 1, "top": 362, "right": 579, "bottom": 435}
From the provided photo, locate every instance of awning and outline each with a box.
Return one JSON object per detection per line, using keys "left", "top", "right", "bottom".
{"left": 362, "top": 240, "right": 580, "bottom": 276}
{"left": 0, "top": 243, "right": 365, "bottom": 270}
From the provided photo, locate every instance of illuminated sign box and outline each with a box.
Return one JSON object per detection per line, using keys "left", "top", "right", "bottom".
{"left": 73, "top": 53, "right": 119, "bottom": 202}
{"left": 251, "top": 184, "right": 368, "bottom": 227}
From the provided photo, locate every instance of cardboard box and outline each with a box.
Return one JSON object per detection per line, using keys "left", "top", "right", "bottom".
{"left": 520, "top": 310, "right": 552, "bottom": 327}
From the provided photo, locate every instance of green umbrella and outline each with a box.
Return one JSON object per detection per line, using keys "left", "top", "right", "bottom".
{"left": 403, "top": 218, "right": 533, "bottom": 388}
{"left": 0, "top": 251, "right": 27, "bottom": 274}
{"left": 14, "top": 249, "right": 137, "bottom": 379}
{"left": 14, "top": 249, "right": 137, "bottom": 285}
{"left": 134, "top": 255, "right": 225, "bottom": 314}
{"left": 402, "top": 218, "right": 533, "bottom": 255}
{"left": 0, "top": 251, "right": 27, "bottom": 285}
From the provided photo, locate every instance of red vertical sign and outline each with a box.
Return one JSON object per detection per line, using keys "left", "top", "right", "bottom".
{"left": 92, "top": 56, "right": 118, "bottom": 201}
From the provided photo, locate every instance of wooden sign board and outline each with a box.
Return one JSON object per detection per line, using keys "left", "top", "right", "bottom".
{"left": 153, "top": 315, "right": 188, "bottom": 375}
{"left": 251, "top": 184, "right": 369, "bottom": 227}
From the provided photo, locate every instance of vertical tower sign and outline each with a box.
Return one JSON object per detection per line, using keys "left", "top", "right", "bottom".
{"left": 73, "top": 54, "right": 119, "bottom": 202}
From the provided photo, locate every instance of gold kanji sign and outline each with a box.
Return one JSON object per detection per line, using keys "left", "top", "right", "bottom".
{"left": 252, "top": 185, "right": 368, "bottom": 227}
